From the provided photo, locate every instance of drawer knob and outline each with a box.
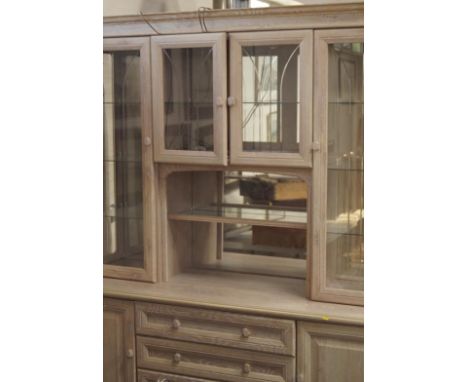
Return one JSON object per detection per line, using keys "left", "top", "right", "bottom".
{"left": 241, "top": 327, "right": 251, "bottom": 338}
{"left": 243, "top": 362, "right": 251, "bottom": 374}
{"left": 144, "top": 136, "right": 152, "bottom": 146}
{"left": 126, "top": 349, "right": 134, "bottom": 358}
{"left": 173, "top": 352, "right": 182, "bottom": 364}
{"left": 172, "top": 318, "right": 181, "bottom": 329}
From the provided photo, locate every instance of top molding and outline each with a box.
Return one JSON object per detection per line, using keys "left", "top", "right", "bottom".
{"left": 104, "top": 3, "right": 364, "bottom": 38}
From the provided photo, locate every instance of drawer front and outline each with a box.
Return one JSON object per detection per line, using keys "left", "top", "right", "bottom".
{"left": 139, "top": 369, "right": 214, "bottom": 382}
{"left": 137, "top": 336, "right": 295, "bottom": 382}
{"left": 135, "top": 302, "right": 295, "bottom": 355}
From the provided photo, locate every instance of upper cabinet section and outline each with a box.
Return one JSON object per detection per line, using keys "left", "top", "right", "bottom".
{"left": 229, "top": 30, "right": 313, "bottom": 167}
{"left": 152, "top": 33, "right": 228, "bottom": 165}
{"left": 103, "top": 37, "right": 157, "bottom": 282}
{"left": 151, "top": 31, "right": 313, "bottom": 168}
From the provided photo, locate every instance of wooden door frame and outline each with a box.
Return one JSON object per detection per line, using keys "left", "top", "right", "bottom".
{"left": 151, "top": 33, "right": 228, "bottom": 165}
{"left": 104, "top": 298, "right": 136, "bottom": 382}
{"left": 311, "top": 28, "right": 364, "bottom": 305}
{"left": 229, "top": 30, "right": 313, "bottom": 168}
{"left": 103, "top": 37, "right": 158, "bottom": 282}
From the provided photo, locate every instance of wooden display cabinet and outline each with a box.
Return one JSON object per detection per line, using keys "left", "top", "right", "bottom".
{"left": 103, "top": 37, "right": 158, "bottom": 282}
{"left": 104, "top": 2, "right": 364, "bottom": 382}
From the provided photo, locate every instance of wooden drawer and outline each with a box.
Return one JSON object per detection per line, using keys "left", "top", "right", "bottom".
{"left": 137, "top": 336, "right": 295, "bottom": 382}
{"left": 135, "top": 302, "right": 295, "bottom": 355}
{"left": 139, "top": 369, "right": 214, "bottom": 382}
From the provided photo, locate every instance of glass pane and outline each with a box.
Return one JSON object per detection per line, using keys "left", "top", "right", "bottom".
{"left": 103, "top": 51, "right": 144, "bottom": 268}
{"left": 326, "top": 42, "right": 364, "bottom": 291}
{"left": 241, "top": 45, "right": 300, "bottom": 153}
{"left": 163, "top": 47, "right": 214, "bottom": 151}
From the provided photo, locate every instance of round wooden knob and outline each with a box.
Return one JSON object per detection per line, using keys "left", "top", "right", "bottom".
{"left": 172, "top": 318, "right": 181, "bottom": 329}
{"left": 173, "top": 352, "right": 182, "bottom": 363}
{"left": 241, "top": 327, "right": 251, "bottom": 338}
{"left": 243, "top": 362, "right": 251, "bottom": 374}
{"left": 126, "top": 349, "right": 134, "bottom": 358}
{"left": 144, "top": 137, "right": 152, "bottom": 146}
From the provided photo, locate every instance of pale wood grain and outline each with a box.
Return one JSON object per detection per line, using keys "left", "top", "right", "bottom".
{"left": 104, "top": 298, "right": 136, "bottom": 382}
{"left": 151, "top": 33, "right": 228, "bottom": 166}
{"left": 135, "top": 302, "right": 295, "bottom": 355}
{"left": 104, "top": 270, "right": 363, "bottom": 325}
{"left": 104, "top": 4, "right": 363, "bottom": 37}
{"left": 139, "top": 369, "right": 214, "bottom": 382}
{"left": 229, "top": 30, "right": 313, "bottom": 168}
{"left": 297, "top": 321, "right": 363, "bottom": 382}
{"left": 103, "top": 37, "right": 158, "bottom": 283}
{"left": 311, "top": 28, "right": 364, "bottom": 306}
{"left": 137, "top": 336, "right": 295, "bottom": 382}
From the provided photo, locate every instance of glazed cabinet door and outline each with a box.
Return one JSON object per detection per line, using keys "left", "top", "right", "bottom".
{"left": 229, "top": 30, "right": 313, "bottom": 167}
{"left": 297, "top": 322, "right": 363, "bottom": 382}
{"left": 104, "top": 298, "right": 136, "bottom": 382}
{"left": 311, "top": 29, "right": 364, "bottom": 305}
{"left": 151, "top": 33, "right": 228, "bottom": 165}
{"left": 103, "top": 37, "right": 157, "bottom": 282}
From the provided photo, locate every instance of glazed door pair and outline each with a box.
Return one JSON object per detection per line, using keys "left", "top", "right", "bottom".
{"left": 151, "top": 31, "right": 313, "bottom": 167}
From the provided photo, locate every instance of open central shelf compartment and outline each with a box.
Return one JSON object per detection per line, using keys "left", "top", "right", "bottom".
{"left": 163, "top": 168, "right": 310, "bottom": 281}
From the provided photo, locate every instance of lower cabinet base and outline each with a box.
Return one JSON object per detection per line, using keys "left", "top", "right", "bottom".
{"left": 104, "top": 298, "right": 364, "bottom": 382}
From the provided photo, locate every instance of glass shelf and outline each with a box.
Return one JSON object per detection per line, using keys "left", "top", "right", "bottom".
{"left": 169, "top": 205, "right": 307, "bottom": 229}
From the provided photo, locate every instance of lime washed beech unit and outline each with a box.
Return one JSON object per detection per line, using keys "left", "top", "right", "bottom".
{"left": 103, "top": 2, "right": 364, "bottom": 382}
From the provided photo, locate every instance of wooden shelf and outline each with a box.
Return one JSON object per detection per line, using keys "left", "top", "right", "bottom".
{"left": 168, "top": 205, "right": 307, "bottom": 229}
{"left": 104, "top": 269, "right": 363, "bottom": 325}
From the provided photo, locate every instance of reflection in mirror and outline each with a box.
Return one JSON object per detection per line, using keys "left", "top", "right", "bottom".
{"left": 241, "top": 45, "right": 300, "bottom": 153}
{"left": 103, "top": 51, "right": 144, "bottom": 268}
{"left": 326, "top": 42, "right": 364, "bottom": 291}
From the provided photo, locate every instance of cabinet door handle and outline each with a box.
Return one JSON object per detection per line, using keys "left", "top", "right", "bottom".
{"left": 172, "top": 318, "right": 181, "bottom": 329}
{"left": 126, "top": 349, "right": 134, "bottom": 358}
{"left": 173, "top": 352, "right": 182, "bottom": 364}
{"left": 227, "top": 96, "right": 236, "bottom": 106}
{"left": 144, "top": 136, "right": 152, "bottom": 146}
{"left": 241, "top": 327, "right": 251, "bottom": 338}
{"left": 243, "top": 362, "right": 251, "bottom": 374}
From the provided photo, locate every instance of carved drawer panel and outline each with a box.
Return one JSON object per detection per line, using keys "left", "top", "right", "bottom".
{"left": 137, "top": 336, "right": 295, "bottom": 382}
{"left": 138, "top": 369, "right": 214, "bottom": 382}
{"left": 135, "top": 302, "right": 295, "bottom": 356}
